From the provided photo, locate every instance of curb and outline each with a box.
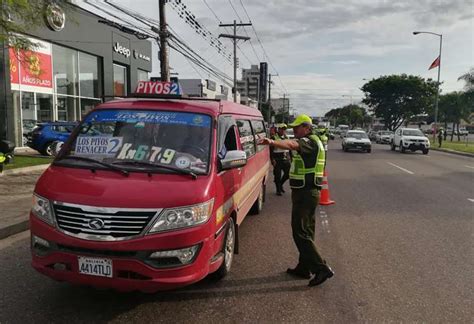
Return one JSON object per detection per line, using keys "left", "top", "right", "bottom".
{"left": 431, "top": 148, "right": 474, "bottom": 158}
{"left": 0, "top": 164, "right": 50, "bottom": 176}
{"left": 0, "top": 219, "right": 29, "bottom": 240}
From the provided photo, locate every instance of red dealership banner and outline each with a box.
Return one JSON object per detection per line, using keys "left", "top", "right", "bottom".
{"left": 9, "top": 48, "right": 19, "bottom": 84}
{"left": 9, "top": 48, "right": 53, "bottom": 88}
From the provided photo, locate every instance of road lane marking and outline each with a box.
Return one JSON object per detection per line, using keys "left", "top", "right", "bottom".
{"left": 468, "top": 199, "right": 474, "bottom": 203}
{"left": 387, "top": 162, "right": 415, "bottom": 175}
{"left": 464, "top": 165, "right": 474, "bottom": 170}
{"left": 319, "top": 210, "right": 331, "bottom": 234}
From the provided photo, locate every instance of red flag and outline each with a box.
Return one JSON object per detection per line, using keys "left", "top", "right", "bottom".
{"left": 428, "top": 56, "right": 440, "bottom": 70}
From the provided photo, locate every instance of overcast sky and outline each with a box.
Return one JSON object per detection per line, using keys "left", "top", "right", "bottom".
{"left": 81, "top": 0, "right": 473, "bottom": 117}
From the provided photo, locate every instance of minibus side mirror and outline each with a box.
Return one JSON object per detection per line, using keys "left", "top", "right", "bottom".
{"left": 220, "top": 150, "right": 247, "bottom": 170}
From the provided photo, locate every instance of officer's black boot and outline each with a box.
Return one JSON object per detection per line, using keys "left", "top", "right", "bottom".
{"left": 308, "top": 265, "right": 334, "bottom": 287}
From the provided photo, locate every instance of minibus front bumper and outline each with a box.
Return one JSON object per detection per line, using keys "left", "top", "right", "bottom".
{"left": 30, "top": 215, "right": 226, "bottom": 292}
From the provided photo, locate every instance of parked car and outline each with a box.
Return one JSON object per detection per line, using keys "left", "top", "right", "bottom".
{"left": 27, "top": 122, "right": 77, "bottom": 156}
{"left": 391, "top": 128, "right": 429, "bottom": 154}
{"left": 446, "top": 127, "right": 468, "bottom": 136}
{"left": 368, "top": 130, "right": 377, "bottom": 141}
{"left": 342, "top": 130, "right": 371, "bottom": 153}
{"left": 22, "top": 119, "right": 38, "bottom": 146}
{"left": 375, "top": 131, "right": 393, "bottom": 144}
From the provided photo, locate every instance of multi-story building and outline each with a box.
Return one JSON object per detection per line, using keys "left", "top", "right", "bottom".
{"left": 179, "top": 79, "right": 235, "bottom": 101}
{"left": 270, "top": 98, "right": 290, "bottom": 114}
{"left": 236, "top": 65, "right": 260, "bottom": 102}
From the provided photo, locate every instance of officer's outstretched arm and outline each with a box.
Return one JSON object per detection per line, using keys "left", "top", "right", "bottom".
{"left": 258, "top": 138, "right": 299, "bottom": 151}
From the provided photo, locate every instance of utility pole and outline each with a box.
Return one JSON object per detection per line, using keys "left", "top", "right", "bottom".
{"left": 267, "top": 73, "right": 278, "bottom": 124}
{"left": 219, "top": 21, "right": 251, "bottom": 103}
{"left": 158, "top": 0, "right": 170, "bottom": 81}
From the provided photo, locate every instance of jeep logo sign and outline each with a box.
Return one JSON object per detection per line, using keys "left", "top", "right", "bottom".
{"left": 113, "top": 42, "right": 131, "bottom": 58}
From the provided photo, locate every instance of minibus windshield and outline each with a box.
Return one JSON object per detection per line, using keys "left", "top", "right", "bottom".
{"left": 57, "top": 109, "right": 212, "bottom": 174}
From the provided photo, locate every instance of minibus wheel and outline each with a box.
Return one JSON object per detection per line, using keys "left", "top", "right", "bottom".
{"left": 213, "top": 218, "right": 235, "bottom": 280}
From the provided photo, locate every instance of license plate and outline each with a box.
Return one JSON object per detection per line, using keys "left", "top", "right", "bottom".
{"left": 78, "top": 256, "right": 113, "bottom": 278}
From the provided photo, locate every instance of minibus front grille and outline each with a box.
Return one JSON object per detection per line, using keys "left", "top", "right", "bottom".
{"left": 53, "top": 203, "right": 160, "bottom": 240}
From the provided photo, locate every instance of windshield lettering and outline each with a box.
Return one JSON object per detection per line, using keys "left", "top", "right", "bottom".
{"left": 61, "top": 110, "right": 211, "bottom": 174}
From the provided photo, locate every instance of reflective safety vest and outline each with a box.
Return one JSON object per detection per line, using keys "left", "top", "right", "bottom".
{"left": 273, "top": 133, "right": 289, "bottom": 154}
{"left": 289, "top": 134, "right": 325, "bottom": 189}
{"left": 0, "top": 153, "right": 6, "bottom": 164}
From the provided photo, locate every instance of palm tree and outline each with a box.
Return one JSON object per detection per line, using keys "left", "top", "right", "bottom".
{"left": 458, "top": 68, "right": 474, "bottom": 91}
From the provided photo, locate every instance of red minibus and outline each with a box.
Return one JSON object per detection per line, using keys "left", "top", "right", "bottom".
{"left": 30, "top": 89, "right": 269, "bottom": 292}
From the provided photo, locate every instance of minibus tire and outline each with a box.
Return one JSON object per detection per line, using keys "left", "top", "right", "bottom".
{"left": 250, "top": 183, "right": 265, "bottom": 215}
{"left": 212, "top": 218, "right": 235, "bottom": 280}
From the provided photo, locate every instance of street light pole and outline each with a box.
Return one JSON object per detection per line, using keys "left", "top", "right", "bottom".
{"left": 413, "top": 31, "right": 443, "bottom": 140}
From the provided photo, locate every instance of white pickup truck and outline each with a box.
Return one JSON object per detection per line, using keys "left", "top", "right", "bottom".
{"left": 391, "top": 128, "right": 430, "bottom": 154}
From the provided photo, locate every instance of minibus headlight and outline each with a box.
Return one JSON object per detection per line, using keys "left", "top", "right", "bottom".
{"left": 148, "top": 199, "right": 214, "bottom": 233}
{"left": 31, "top": 194, "right": 54, "bottom": 225}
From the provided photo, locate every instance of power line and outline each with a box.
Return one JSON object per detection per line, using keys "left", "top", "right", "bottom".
{"left": 200, "top": 0, "right": 253, "bottom": 66}
{"left": 235, "top": 0, "right": 261, "bottom": 62}
{"left": 100, "top": 1, "right": 233, "bottom": 85}
{"left": 169, "top": 0, "right": 233, "bottom": 64}
{"left": 227, "top": 0, "right": 243, "bottom": 21}
{"left": 237, "top": 0, "right": 287, "bottom": 93}
{"left": 83, "top": 1, "right": 155, "bottom": 39}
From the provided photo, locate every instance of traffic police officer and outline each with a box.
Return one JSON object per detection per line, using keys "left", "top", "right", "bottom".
{"left": 271, "top": 124, "right": 291, "bottom": 195}
{"left": 315, "top": 125, "right": 329, "bottom": 151}
{"left": 259, "top": 114, "right": 334, "bottom": 287}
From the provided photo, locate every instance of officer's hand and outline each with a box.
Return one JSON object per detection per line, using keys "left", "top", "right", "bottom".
{"left": 258, "top": 138, "right": 272, "bottom": 145}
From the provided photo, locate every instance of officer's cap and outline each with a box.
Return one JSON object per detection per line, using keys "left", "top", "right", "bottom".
{"left": 289, "top": 114, "right": 312, "bottom": 127}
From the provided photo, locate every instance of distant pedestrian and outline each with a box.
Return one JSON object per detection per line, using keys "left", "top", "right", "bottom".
{"left": 271, "top": 124, "right": 291, "bottom": 195}
{"left": 259, "top": 114, "right": 334, "bottom": 287}
{"left": 438, "top": 128, "right": 444, "bottom": 147}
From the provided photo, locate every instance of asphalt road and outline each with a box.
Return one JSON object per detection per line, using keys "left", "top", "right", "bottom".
{"left": 1, "top": 140, "right": 473, "bottom": 323}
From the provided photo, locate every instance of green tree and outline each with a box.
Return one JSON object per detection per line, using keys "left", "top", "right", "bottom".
{"left": 458, "top": 67, "right": 474, "bottom": 91}
{"left": 361, "top": 74, "right": 437, "bottom": 131}
{"left": 0, "top": 0, "right": 52, "bottom": 51}
{"left": 325, "top": 104, "right": 368, "bottom": 128}
{"left": 438, "top": 91, "right": 473, "bottom": 141}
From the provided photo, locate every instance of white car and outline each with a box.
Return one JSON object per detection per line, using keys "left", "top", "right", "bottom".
{"left": 342, "top": 130, "right": 372, "bottom": 153}
{"left": 375, "top": 131, "right": 393, "bottom": 144}
{"left": 285, "top": 128, "right": 294, "bottom": 139}
{"left": 391, "top": 128, "right": 430, "bottom": 154}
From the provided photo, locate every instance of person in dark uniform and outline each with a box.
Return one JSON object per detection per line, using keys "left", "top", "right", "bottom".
{"left": 271, "top": 124, "right": 291, "bottom": 196}
{"left": 438, "top": 128, "right": 444, "bottom": 148}
{"left": 259, "top": 114, "right": 334, "bottom": 287}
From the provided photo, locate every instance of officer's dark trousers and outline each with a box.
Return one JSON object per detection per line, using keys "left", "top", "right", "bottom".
{"left": 273, "top": 159, "right": 290, "bottom": 191}
{"left": 291, "top": 189, "right": 326, "bottom": 273}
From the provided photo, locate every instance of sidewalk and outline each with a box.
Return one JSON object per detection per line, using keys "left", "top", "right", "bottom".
{"left": 431, "top": 147, "right": 474, "bottom": 158}
{"left": 0, "top": 170, "right": 45, "bottom": 239}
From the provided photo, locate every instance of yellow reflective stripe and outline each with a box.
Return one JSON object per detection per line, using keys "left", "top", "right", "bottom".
{"left": 216, "top": 161, "right": 270, "bottom": 226}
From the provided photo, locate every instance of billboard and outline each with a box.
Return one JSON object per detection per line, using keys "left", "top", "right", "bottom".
{"left": 259, "top": 62, "right": 268, "bottom": 103}
{"left": 9, "top": 37, "right": 53, "bottom": 93}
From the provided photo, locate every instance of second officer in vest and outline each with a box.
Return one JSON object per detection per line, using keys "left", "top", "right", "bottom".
{"left": 259, "top": 114, "right": 334, "bottom": 287}
{"left": 271, "top": 124, "right": 291, "bottom": 195}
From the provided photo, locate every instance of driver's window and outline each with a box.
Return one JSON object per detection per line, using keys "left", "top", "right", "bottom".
{"left": 219, "top": 126, "right": 237, "bottom": 159}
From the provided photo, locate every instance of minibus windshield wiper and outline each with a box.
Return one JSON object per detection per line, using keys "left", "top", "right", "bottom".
{"left": 112, "top": 160, "right": 198, "bottom": 179}
{"left": 55, "top": 155, "right": 129, "bottom": 176}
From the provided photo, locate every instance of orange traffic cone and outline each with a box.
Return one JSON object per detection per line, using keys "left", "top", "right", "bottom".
{"left": 319, "top": 171, "right": 335, "bottom": 205}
